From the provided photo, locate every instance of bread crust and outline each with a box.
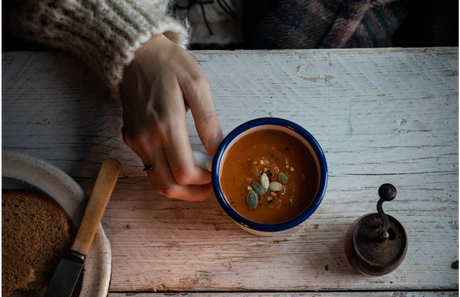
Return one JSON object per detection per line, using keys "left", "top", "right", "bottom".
{"left": 2, "top": 250, "right": 36, "bottom": 296}
{"left": 2, "top": 189, "right": 74, "bottom": 292}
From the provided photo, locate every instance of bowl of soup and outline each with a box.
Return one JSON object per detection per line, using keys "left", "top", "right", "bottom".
{"left": 211, "top": 118, "right": 328, "bottom": 236}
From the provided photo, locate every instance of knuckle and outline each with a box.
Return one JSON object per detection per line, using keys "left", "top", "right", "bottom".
{"left": 152, "top": 186, "right": 163, "bottom": 195}
{"left": 161, "top": 186, "right": 179, "bottom": 198}
{"left": 124, "top": 128, "right": 157, "bottom": 151}
{"left": 173, "top": 166, "right": 195, "bottom": 185}
{"left": 191, "top": 73, "right": 208, "bottom": 86}
{"left": 153, "top": 121, "right": 168, "bottom": 137}
{"left": 195, "top": 185, "right": 213, "bottom": 201}
{"left": 122, "top": 126, "right": 134, "bottom": 146}
{"left": 122, "top": 133, "right": 133, "bottom": 148}
{"left": 183, "top": 73, "right": 208, "bottom": 94}
{"left": 190, "top": 71, "right": 207, "bottom": 83}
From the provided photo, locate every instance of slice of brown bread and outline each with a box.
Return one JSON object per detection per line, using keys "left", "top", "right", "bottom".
{"left": 2, "top": 189, "right": 74, "bottom": 291}
{"left": 2, "top": 250, "right": 36, "bottom": 296}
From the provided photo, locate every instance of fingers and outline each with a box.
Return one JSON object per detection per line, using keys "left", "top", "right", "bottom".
{"left": 180, "top": 74, "right": 223, "bottom": 156}
{"left": 125, "top": 135, "right": 213, "bottom": 201}
{"left": 153, "top": 81, "right": 212, "bottom": 186}
{"left": 124, "top": 107, "right": 213, "bottom": 200}
{"left": 162, "top": 119, "right": 212, "bottom": 186}
{"left": 146, "top": 145, "right": 213, "bottom": 201}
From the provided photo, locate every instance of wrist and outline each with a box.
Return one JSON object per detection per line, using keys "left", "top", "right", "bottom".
{"left": 135, "top": 34, "right": 176, "bottom": 63}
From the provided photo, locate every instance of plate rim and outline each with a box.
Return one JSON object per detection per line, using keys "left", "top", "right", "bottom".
{"left": 2, "top": 150, "right": 112, "bottom": 297}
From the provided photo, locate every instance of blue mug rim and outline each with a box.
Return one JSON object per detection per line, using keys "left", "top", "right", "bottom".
{"left": 212, "top": 117, "right": 328, "bottom": 233}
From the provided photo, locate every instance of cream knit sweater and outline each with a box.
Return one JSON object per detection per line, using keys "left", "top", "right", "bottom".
{"left": 9, "top": 0, "right": 189, "bottom": 100}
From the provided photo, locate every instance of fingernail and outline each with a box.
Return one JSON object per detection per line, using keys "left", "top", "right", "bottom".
{"left": 208, "top": 136, "right": 223, "bottom": 155}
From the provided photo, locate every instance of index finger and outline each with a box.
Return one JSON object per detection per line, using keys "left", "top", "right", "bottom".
{"left": 180, "top": 73, "right": 223, "bottom": 156}
{"left": 162, "top": 114, "right": 212, "bottom": 186}
{"left": 153, "top": 82, "right": 212, "bottom": 186}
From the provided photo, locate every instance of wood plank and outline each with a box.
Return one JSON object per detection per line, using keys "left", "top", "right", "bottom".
{"left": 109, "top": 293, "right": 457, "bottom": 297}
{"left": 2, "top": 48, "right": 458, "bottom": 292}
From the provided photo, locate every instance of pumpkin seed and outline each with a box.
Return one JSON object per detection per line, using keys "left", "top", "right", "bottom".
{"left": 269, "top": 181, "right": 282, "bottom": 192}
{"left": 278, "top": 172, "right": 288, "bottom": 184}
{"left": 247, "top": 190, "right": 258, "bottom": 209}
{"left": 260, "top": 173, "right": 269, "bottom": 189}
{"left": 250, "top": 182, "right": 265, "bottom": 195}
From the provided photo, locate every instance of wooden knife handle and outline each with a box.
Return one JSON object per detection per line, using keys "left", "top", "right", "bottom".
{"left": 72, "top": 158, "right": 121, "bottom": 256}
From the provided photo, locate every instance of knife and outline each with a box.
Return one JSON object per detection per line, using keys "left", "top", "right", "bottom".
{"left": 44, "top": 158, "right": 121, "bottom": 297}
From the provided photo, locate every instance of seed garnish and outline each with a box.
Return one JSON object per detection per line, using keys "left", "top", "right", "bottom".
{"left": 260, "top": 173, "right": 269, "bottom": 190}
{"left": 278, "top": 172, "right": 288, "bottom": 184}
{"left": 247, "top": 190, "right": 258, "bottom": 209}
{"left": 269, "top": 181, "right": 282, "bottom": 192}
{"left": 250, "top": 182, "right": 266, "bottom": 195}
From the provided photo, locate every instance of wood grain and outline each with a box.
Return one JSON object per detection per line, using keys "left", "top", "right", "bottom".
{"left": 109, "top": 293, "right": 456, "bottom": 297}
{"left": 2, "top": 48, "right": 458, "bottom": 293}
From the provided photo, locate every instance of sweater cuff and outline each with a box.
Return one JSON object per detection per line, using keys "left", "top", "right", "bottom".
{"left": 10, "top": 0, "right": 189, "bottom": 101}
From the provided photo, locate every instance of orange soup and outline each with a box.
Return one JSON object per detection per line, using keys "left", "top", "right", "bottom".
{"left": 220, "top": 129, "right": 318, "bottom": 224}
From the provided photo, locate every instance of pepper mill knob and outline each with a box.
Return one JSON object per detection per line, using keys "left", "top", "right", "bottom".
{"left": 378, "top": 183, "right": 397, "bottom": 201}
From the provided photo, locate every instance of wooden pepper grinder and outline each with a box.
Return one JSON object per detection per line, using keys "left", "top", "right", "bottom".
{"left": 344, "top": 184, "right": 408, "bottom": 276}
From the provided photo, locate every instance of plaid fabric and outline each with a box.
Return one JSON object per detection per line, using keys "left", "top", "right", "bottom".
{"left": 243, "top": 0, "right": 410, "bottom": 49}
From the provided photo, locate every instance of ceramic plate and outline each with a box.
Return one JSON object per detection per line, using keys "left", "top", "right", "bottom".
{"left": 2, "top": 150, "right": 111, "bottom": 297}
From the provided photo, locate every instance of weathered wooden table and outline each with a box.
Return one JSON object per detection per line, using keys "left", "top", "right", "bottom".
{"left": 3, "top": 48, "right": 458, "bottom": 296}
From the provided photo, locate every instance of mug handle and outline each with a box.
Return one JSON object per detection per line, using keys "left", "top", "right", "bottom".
{"left": 193, "top": 150, "right": 213, "bottom": 172}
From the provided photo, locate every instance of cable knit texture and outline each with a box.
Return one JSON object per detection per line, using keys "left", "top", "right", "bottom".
{"left": 9, "top": 0, "right": 189, "bottom": 100}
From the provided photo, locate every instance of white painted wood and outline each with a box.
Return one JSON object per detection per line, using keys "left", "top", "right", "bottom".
{"left": 2, "top": 48, "right": 458, "bottom": 293}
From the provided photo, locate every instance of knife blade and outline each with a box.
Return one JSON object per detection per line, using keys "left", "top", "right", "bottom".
{"left": 45, "top": 158, "right": 121, "bottom": 297}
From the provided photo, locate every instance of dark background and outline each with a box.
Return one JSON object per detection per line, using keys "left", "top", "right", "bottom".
{"left": 2, "top": 0, "right": 458, "bottom": 52}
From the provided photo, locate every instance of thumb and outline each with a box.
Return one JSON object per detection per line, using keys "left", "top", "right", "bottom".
{"left": 182, "top": 76, "right": 223, "bottom": 156}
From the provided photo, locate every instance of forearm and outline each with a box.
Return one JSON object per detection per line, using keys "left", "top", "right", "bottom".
{"left": 7, "top": 0, "right": 189, "bottom": 100}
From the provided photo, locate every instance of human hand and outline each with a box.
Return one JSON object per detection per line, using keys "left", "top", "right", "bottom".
{"left": 121, "top": 34, "right": 222, "bottom": 201}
